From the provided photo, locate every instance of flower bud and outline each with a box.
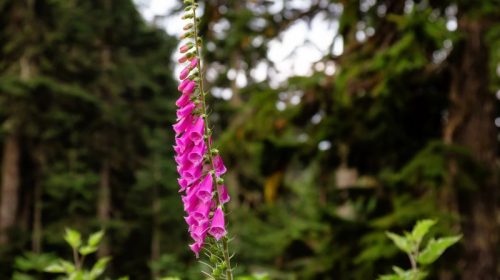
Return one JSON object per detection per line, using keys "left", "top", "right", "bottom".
{"left": 210, "top": 254, "right": 218, "bottom": 263}
{"left": 179, "top": 43, "right": 192, "bottom": 53}
{"left": 180, "top": 31, "right": 192, "bottom": 40}
{"left": 183, "top": 23, "right": 193, "bottom": 31}
{"left": 212, "top": 267, "right": 222, "bottom": 278}
{"left": 178, "top": 55, "right": 188, "bottom": 63}
{"left": 189, "top": 58, "right": 199, "bottom": 69}
{"left": 179, "top": 68, "right": 190, "bottom": 80}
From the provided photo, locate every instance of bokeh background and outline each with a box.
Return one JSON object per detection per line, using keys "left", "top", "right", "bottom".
{"left": 0, "top": 0, "right": 499, "bottom": 279}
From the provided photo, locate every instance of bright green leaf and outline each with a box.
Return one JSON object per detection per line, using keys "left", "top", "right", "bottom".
{"left": 392, "top": 266, "right": 406, "bottom": 276}
{"left": 87, "top": 230, "right": 105, "bottom": 247}
{"left": 89, "top": 257, "right": 111, "bottom": 278}
{"left": 417, "top": 235, "right": 461, "bottom": 265}
{"left": 78, "top": 245, "right": 98, "bottom": 256}
{"left": 64, "top": 228, "right": 82, "bottom": 249}
{"left": 44, "top": 263, "right": 66, "bottom": 273}
{"left": 411, "top": 219, "right": 436, "bottom": 243}
{"left": 378, "top": 274, "right": 404, "bottom": 280}
{"left": 68, "top": 271, "right": 84, "bottom": 280}
{"left": 378, "top": 267, "right": 428, "bottom": 280}
{"left": 60, "top": 260, "right": 76, "bottom": 273}
{"left": 386, "top": 232, "right": 412, "bottom": 254}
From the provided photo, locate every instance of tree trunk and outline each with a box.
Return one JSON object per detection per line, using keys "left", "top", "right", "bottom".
{"left": 444, "top": 18, "right": 498, "bottom": 280}
{"left": 97, "top": 160, "right": 111, "bottom": 257}
{"left": 0, "top": 133, "right": 21, "bottom": 245}
{"left": 32, "top": 148, "right": 46, "bottom": 253}
{"left": 32, "top": 178, "right": 42, "bottom": 253}
{"left": 151, "top": 185, "right": 160, "bottom": 280}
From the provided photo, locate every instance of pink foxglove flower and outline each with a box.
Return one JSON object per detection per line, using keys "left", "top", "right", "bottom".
{"left": 209, "top": 207, "right": 226, "bottom": 241}
{"left": 182, "top": 81, "right": 196, "bottom": 95}
{"left": 173, "top": 3, "right": 233, "bottom": 278}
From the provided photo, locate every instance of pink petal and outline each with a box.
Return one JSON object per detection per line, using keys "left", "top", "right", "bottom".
{"left": 208, "top": 207, "right": 226, "bottom": 240}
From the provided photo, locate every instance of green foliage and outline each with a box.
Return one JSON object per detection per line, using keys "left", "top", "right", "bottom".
{"left": 417, "top": 236, "right": 462, "bottom": 265}
{"left": 379, "top": 220, "right": 461, "bottom": 280}
{"left": 44, "top": 229, "right": 126, "bottom": 280}
{"left": 378, "top": 267, "right": 427, "bottom": 280}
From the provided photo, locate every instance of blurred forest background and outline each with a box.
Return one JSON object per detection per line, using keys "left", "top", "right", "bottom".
{"left": 0, "top": 0, "right": 499, "bottom": 279}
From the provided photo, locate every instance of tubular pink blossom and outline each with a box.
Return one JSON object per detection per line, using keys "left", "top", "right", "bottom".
{"left": 178, "top": 79, "right": 190, "bottom": 91}
{"left": 217, "top": 184, "right": 230, "bottom": 205}
{"left": 188, "top": 143, "right": 206, "bottom": 165}
{"left": 182, "top": 192, "right": 199, "bottom": 212}
{"left": 213, "top": 155, "right": 227, "bottom": 176}
{"left": 192, "top": 201, "right": 210, "bottom": 221}
{"left": 209, "top": 207, "right": 226, "bottom": 240}
{"left": 188, "top": 117, "right": 205, "bottom": 144}
{"left": 182, "top": 81, "right": 196, "bottom": 95}
{"left": 196, "top": 174, "right": 214, "bottom": 203}
{"left": 175, "top": 92, "right": 191, "bottom": 108}
{"left": 178, "top": 178, "right": 189, "bottom": 192}
{"left": 182, "top": 164, "right": 203, "bottom": 184}
{"left": 176, "top": 102, "right": 195, "bottom": 119}
{"left": 190, "top": 220, "right": 209, "bottom": 240}
{"left": 179, "top": 67, "right": 190, "bottom": 80}
{"left": 189, "top": 242, "right": 203, "bottom": 258}
{"left": 189, "top": 58, "right": 199, "bottom": 69}
{"left": 173, "top": 114, "right": 193, "bottom": 135}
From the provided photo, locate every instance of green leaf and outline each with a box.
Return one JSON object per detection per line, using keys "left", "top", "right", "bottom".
{"left": 87, "top": 230, "right": 105, "bottom": 247}
{"left": 386, "top": 232, "right": 412, "bottom": 253}
{"left": 392, "top": 266, "right": 406, "bottom": 276}
{"left": 44, "top": 263, "right": 66, "bottom": 273}
{"left": 44, "top": 259, "right": 75, "bottom": 274}
{"left": 12, "top": 272, "right": 36, "bottom": 280}
{"left": 64, "top": 228, "right": 82, "bottom": 249}
{"left": 378, "top": 267, "right": 428, "bottom": 280}
{"left": 60, "top": 260, "right": 76, "bottom": 273}
{"left": 411, "top": 219, "right": 436, "bottom": 243}
{"left": 89, "top": 257, "right": 111, "bottom": 278}
{"left": 68, "top": 271, "right": 84, "bottom": 280}
{"left": 378, "top": 274, "right": 404, "bottom": 280}
{"left": 78, "top": 245, "right": 98, "bottom": 256}
{"left": 417, "top": 235, "right": 461, "bottom": 265}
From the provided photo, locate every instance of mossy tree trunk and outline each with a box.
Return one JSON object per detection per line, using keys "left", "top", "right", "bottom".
{"left": 444, "top": 17, "right": 498, "bottom": 280}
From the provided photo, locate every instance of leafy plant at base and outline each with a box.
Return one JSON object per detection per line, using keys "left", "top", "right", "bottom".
{"left": 44, "top": 229, "right": 127, "bottom": 280}
{"left": 379, "top": 220, "right": 461, "bottom": 280}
